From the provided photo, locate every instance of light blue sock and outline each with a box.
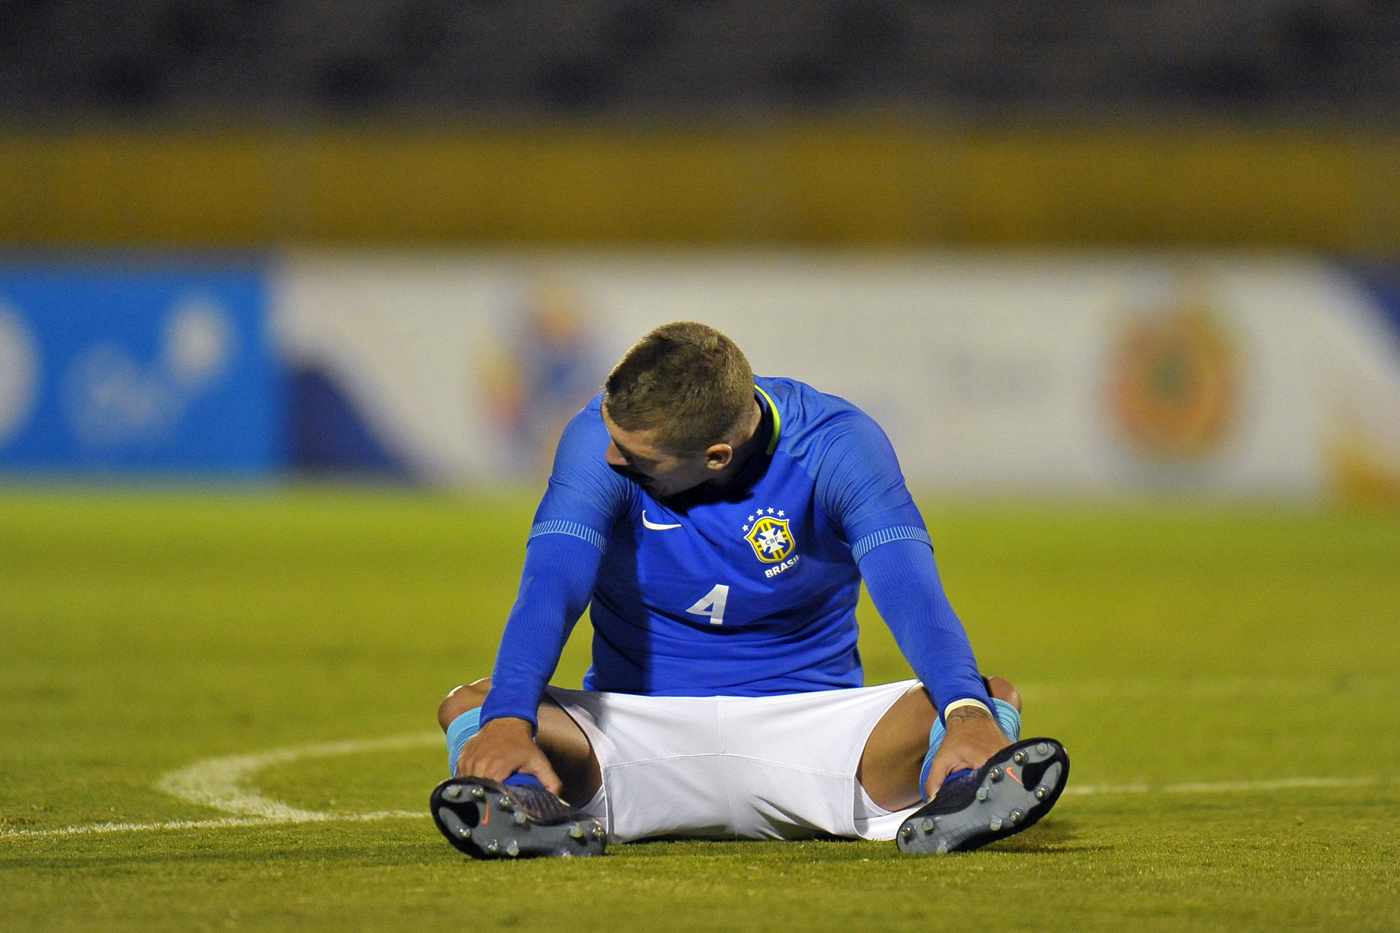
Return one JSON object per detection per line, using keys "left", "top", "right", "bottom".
{"left": 918, "top": 699, "right": 1022, "bottom": 800}
{"left": 446, "top": 708, "right": 482, "bottom": 777}
{"left": 444, "top": 708, "right": 547, "bottom": 789}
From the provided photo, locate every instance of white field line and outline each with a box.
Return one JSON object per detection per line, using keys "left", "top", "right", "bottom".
{"left": 1, "top": 732, "right": 440, "bottom": 840}
{"left": 1, "top": 731, "right": 1384, "bottom": 841}
{"left": 1016, "top": 677, "right": 1397, "bottom": 702}
{"left": 0, "top": 812, "right": 427, "bottom": 839}
{"left": 1064, "top": 776, "right": 1377, "bottom": 796}
{"left": 156, "top": 732, "right": 442, "bottom": 819}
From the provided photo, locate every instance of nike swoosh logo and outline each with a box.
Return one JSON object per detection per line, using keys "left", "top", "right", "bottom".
{"left": 641, "top": 510, "right": 682, "bottom": 531}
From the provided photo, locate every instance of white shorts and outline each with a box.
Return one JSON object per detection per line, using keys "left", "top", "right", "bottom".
{"left": 543, "top": 680, "right": 926, "bottom": 843}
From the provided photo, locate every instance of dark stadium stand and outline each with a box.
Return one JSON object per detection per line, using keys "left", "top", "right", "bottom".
{"left": 1, "top": 0, "right": 1397, "bottom": 117}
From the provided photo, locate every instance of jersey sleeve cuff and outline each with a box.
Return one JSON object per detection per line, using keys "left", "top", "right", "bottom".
{"left": 479, "top": 693, "right": 541, "bottom": 732}
{"left": 851, "top": 525, "right": 933, "bottom": 563}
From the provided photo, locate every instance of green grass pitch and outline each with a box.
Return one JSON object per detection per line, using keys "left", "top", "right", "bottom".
{"left": 1, "top": 489, "right": 1397, "bottom": 932}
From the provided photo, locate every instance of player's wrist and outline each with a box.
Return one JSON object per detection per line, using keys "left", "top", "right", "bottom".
{"left": 479, "top": 687, "right": 543, "bottom": 734}
{"left": 479, "top": 715, "right": 535, "bottom": 738}
{"left": 942, "top": 698, "right": 991, "bottom": 718}
{"left": 942, "top": 703, "right": 996, "bottom": 731}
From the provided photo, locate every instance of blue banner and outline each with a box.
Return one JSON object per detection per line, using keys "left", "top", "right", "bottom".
{"left": 0, "top": 260, "right": 280, "bottom": 476}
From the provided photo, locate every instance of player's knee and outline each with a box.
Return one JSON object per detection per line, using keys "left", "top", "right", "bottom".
{"left": 437, "top": 677, "right": 491, "bottom": 731}
{"left": 985, "top": 676, "right": 1022, "bottom": 713}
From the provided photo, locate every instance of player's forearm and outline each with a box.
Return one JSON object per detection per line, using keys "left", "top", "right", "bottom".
{"left": 479, "top": 533, "right": 601, "bottom": 728}
{"left": 857, "top": 537, "right": 991, "bottom": 717}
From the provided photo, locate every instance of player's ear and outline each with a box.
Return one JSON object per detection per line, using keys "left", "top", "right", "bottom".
{"left": 705, "top": 443, "right": 733, "bottom": 471}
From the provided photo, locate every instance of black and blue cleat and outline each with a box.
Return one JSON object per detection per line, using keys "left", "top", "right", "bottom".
{"left": 896, "top": 737, "right": 1070, "bottom": 855}
{"left": 431, "top": 776, "right": 607, "bottom": 859}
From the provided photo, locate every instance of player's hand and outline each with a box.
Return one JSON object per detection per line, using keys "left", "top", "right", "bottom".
{"left": 456, "top": 716, "right": 564, "bottom": 797}
{"left": 923, "top": 706, "right": 1012, "bottom": 798}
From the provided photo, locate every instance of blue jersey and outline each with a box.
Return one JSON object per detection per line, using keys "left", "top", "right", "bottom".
{"left": 528, "top": 377, "right": 933, "bottom": 697}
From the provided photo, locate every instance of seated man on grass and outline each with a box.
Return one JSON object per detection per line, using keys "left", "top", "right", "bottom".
{"left": 431, "top": 321, "right": 1068, "bottom": 858}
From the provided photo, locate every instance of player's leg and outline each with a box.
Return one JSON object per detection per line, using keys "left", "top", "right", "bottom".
{"left": 432, "top": 679, "right": 608, "bottom": 859}
{"left": 437, "top": 678, "right": 602, "bottom": 808}
{"left": 862, "top": 677, "right": 1070, "bottom": 855}
{"left": 857, "top": 676, "right": 1022, "bottom": 811}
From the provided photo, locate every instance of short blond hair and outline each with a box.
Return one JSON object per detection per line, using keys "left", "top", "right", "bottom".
{"left": 603, "top": 322, "right": 754, "bottom": 455}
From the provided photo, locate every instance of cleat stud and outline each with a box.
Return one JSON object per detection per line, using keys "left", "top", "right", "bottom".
{"left": 513, "top": 810, "right": 528, "bottom": 825}
{"left": 1036, "top": 743, "right": 1049, "bottom": 756}
{"left": 485, "top": 841, "right": 500, "bottom": 855}
{"left": 569, "top": 824, "right": 586, "bottom": 839}
{"left": 900, "top": 825, "right": 913, "bottom": 839}
{"left": 1013, "top": 751, "right": 1026, "bottom": 764}
{"left": 591, "top": 825, "right": 607, "bottom": 841}
{"left": 1035, "top": 787, "right": 1047, "bottom": 800}
{"left": 457, "top": 826, "right": 470, "bottom": 837}
{"left": 919, "top": 818, "right": 934, "bottom": 833}
{"left": 505, "top": 840, "right": 520, "bottom": 858}
{"left": 442, "top": 784, "right": 466, "bottom": 802}
{"left": 1010, "top": 810, "right": 1023, "bottom": 824}
{"left": 989, "top": 817, "right": 1002, "bottom": 832}
{"left": 976, "top": 787, "right": 988, "bottom": 802}
{"left": 989, "top": 767, "right": 1002, "bottom": 782}
{"left": 470, "top": 786, "right": 485, "bottom": 800}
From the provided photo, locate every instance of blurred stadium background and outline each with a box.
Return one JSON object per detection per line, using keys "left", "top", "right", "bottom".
{"left": 1, "top": 0, "right": 1399, "bottom": 495}
{"left": 3, "top": 5, "right": 1400, "bottom": 931}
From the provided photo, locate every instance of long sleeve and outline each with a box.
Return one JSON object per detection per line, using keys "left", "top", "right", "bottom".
{"left": 858, "top": 537, "right": 991, "bottom": 720}
{"left": 810, "top": 406, "right": 991, "bottom": 720}
{"left": 478, "top": 397, "right": 627, "bottom": 727}
{"left": 479, "top": 532, "right": 603, "bottom": 728}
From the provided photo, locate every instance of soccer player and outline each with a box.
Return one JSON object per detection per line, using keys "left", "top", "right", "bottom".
{"left": 431, "top": 322, "right": 1068, "bottom": 858}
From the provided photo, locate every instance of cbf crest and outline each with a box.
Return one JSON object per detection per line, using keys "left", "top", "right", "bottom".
{"left": 743, "top": 509, "right": 795, "bottom": 564}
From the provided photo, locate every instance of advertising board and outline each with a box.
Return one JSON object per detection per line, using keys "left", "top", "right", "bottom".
{"left": 275, "top": 252, "right": 1400, "bottom": 498}
{"left": 0, "top": 261, "right": 279, "bottom": 476}
{"left": 5, "top": 252, "right": 1396, "bottom": 497}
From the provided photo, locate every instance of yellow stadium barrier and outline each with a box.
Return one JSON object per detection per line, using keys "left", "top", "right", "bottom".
{"left": 1, "top": 122, "right": 1397, "bottom": 250}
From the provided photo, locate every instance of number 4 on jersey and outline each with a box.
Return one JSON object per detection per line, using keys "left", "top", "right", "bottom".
{"left": 686, "top": 584, "right": 730, "bottom": 625}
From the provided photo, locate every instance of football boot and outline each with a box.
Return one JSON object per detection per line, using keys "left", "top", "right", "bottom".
{"left": 431, "top": 776, "right": 607, "bottom": 859}
{"left": 896, "top": 737, "right": 1069, "bottom": 855}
